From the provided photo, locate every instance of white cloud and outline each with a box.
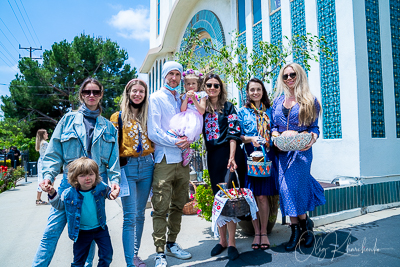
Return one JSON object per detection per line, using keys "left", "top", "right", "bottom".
{"left": 109, "top": 8, "right": 150, "bottom": 41}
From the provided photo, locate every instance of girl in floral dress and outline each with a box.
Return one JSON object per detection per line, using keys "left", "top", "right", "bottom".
{"left": 35, "top": 129, "right": 49, "bottom": 205}
{"left": 168, "top": 69, "right": 207, "bottom": 166}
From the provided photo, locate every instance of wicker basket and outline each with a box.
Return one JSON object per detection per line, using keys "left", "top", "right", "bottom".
{"left": 273, "top": 132, "right": 312, "bottom": 151}
{"left": 220, "top": 196, "right": 250, "bottom": 217}
{"left": 183, "top": 181, "right": 199, "bottom": 215}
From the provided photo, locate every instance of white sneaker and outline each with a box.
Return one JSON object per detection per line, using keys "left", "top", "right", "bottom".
{"left": 154, "top": 253, "right": 167, "bottom": 267}
{"left": 166, "top": 243, "right": 192, "bottom": 260}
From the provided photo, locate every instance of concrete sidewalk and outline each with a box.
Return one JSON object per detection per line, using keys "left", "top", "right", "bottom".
{"left": 0, "top": 175, "right": 399, "bottom": 266}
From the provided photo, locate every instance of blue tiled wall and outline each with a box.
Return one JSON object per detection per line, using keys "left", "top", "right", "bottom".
{"left": 365, "top": 0, "right": 385, "bottom": 138}
{"left": 270, "top": 9, "right": 282, "bottom": 88}
{"left": 317, "top": 0, "right": 342, "bottom": 139}
{"left": 238, "top": 33, "right": 247, "bottom": 106}
{"left": 390, "top": 0, "right": 400, "bottom": 137}
{"left": 290, "top": 0, "right": 307, "bottom": 71}
{"left": 253, "top": 22, "right": 263, "bottom": 79}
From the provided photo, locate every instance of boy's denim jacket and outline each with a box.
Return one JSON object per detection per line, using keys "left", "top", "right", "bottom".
{"left": 42, "top": 111, "right": 120, "bottom": 185}
{"left": 49, "top": 181, "right": 111, "bottom": 242}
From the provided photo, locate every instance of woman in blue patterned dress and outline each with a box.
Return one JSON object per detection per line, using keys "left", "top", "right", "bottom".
{"left": 237, "top": 78, "right": 278, "bottom": 250}
{"left": 271, "top": 63, "right": 326, "bottom": 251}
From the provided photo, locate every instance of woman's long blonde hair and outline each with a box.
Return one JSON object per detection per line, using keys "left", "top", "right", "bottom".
{"left": 35, "top": 129, "right": 47, "bottom": 151}
{"left": 120, "top": 79, "right": 149, "bottom": 133}
{"left": 275, "top": 63, "right": 320, "bottom": 126}
{"left": 204, "top": 73, "right": 227, "bottom": 114}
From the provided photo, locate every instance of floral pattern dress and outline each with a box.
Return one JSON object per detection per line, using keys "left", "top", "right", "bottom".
{"left": 203, "top": 101, "right": 246, "bottom": 194}
{"left": 37, "top": 141, "right": 48, "bottom": 192}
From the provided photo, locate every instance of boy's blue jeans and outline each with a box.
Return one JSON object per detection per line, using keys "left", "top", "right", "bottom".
{"left": 72, "top": 226, "right": 113, "bottom": 267}
{"left": 32, "top": 173, "right": 107, "bottom": 266}
{"left": 121, "top": 155, "right": 154, "bottom": 266}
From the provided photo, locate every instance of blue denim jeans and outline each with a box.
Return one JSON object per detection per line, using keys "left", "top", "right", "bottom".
{"left": 121, "top": 155, "right": 154, "bottom": 266}
{"left": 72, "top": 226, "right": 112, "bottom": 267}
{"left": 32, "top": 173, "right": 107, "bottom": 267}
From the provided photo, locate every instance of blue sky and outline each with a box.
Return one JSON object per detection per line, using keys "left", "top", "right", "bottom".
{"left": 0, "top": 0, "right": 150, "bottom": 98}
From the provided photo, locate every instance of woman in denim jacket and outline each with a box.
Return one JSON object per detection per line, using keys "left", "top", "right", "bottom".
{"left": 32, "top": 78, "right": 120, "bottom": 267}
{"left": 110, "top": 79, "right": 154, "bottom": 267}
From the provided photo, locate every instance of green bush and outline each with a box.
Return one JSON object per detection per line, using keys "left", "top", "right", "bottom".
{"left": 0, "top": 166, "right": 26, "bottom": 193}
{"left": 194, "top": 169, "right": 214, "bottom": 222}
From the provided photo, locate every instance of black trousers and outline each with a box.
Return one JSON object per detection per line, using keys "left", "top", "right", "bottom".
{"left": 72, "top": 226, "right": 113, "bottom": 267}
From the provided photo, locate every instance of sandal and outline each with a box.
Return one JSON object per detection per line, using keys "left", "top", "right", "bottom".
{"left": 260, "top": 234, "right": 270, "bottom": 250}
{"left": 36, "top": 200, "right": 48, "bottom": 205}
{"left": 252, "top": 234, "right": 260, "bottom": 250}
{"left": 134, "top": 256, "right": 146, "bottom": 267}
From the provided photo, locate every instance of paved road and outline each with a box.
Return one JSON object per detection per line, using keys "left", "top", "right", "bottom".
{"left": 0, "top": 175, "right": 399, "bottom": 266}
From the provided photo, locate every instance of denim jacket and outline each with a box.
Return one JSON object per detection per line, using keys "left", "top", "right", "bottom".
{"left": 49, "top": 182, "right": 111, "bottom": 242}
{"left": 42, "top": 111, "right": 120, "bottom": 185}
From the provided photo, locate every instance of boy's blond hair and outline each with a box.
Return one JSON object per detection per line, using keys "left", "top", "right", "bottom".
{"left": 67, "top": 157, "right": 101, "bottom": 189}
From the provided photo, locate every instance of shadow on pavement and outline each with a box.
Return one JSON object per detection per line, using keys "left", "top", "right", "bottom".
{"left": 270, "top": 230, "right": 358, "bottom": 260}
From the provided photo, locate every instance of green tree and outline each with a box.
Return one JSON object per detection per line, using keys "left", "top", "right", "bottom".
{"left": 1, "top": 34, "right": 137, "bottom": 134}
{"left": 175, "top": 29, "right": 331, "bottom": 105}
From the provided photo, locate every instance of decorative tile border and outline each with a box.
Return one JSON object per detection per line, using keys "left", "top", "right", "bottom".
{"left": 317, "top": 0, "right": 342, "bottom": 139}
{"left": 390, "top": 0, "right": 400, "bottom": 137}
{"left": 365, "top": 0, "right": 385, "bottom": 138}
{"left": 253, "top": 21, "right": 263, "bottom": 80}
{"left": 270, "top": 9, "right": 282, "bottom": 88}
{"left": 290, "top": 0, "right": 307, "bottom": 70}
{"left": 238, "top": 33, "right": 247, "bottom": 106}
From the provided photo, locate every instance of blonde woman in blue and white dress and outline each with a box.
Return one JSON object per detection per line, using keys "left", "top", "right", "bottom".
{"left": 35, "top": 129, "right": 49, "bottom": 205}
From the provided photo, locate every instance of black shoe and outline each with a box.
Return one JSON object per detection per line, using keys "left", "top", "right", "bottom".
{"left": 210, "top": 244, "right": 227, "bottom": 256}
{"left": 285, "top": 224, "right": 301, "bottom": 251}
{"left": 299, "top": 216, "right": 315, "bottom": 248}
{"left": 227, "top": 246, "right": 239, "bottom": 261}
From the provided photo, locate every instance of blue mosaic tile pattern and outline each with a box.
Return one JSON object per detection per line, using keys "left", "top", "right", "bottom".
{"left": 390, "top": 0, "right": 400, "bottom": 137}
{"left": 238, "top": 33, "right": 247, "bottom": 107}
{"left": 290, "top": 0, "right": 307, "bottom": 71}
{"left": 317, "top": 0, "right": 342, "bottom": 139}
{"left": 253, "top": 22, "right": 263, "bottom": 79}
{"left": 270, "top": 9, "right": 282, "bottom": 88}
{"left": 365, "top": 0, "right": 385, "bottom": 138}
{"left": 180, "top": 10, "right": 226, "bottom": 51}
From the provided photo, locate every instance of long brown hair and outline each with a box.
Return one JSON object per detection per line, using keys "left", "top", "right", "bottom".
{"left": 67, "top": 157, "right": 101, "bottom": 189}
{"left": 245, "top": 78, "right": 271, "bottom": 109}
{"left": 275, "top": 63, "right": 320, "bottom": 126}
{"left": 78, "top": 77, "right": 104, "bottom": 113}
{"left": 119, "top": 79, "right": 149, "bottom": 133}
{"left": 35, "top": 129, "right": 47, "bottom": 151}
{"left": 204, "top": 73, "right": 227, "bottom": 113}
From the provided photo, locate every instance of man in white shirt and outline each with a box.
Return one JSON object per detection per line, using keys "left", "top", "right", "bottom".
{"left": 148, "top": 61, "right": 192, "bottom": 267}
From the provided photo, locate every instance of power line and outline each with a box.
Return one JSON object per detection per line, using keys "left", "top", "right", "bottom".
{"left": 18, "top": 0, "right": 41, "bottom": 46}
{"left": 0, "top": 54, "right": 17, "bottom": 71}
{"left": 0, "top": 18, "right": 20, "bottom": 44}
{"left": 0, "top": 40, "right": 18, "bottom": 64}
{"left": 19, "top": 44, "right": 42, "bottom": 59}
{"left": 13, "top": 0, "right": 37, "bottom": 47}
{"left": 8, "top": 0, "right": 31, "bottom": 46}
{"left": 0, "top": 28, "right": 19, "bottom": 53}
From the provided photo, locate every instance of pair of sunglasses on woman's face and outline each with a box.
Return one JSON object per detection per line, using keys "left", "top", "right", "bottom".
{"left": 82, "top": 90, "right": 102, "bottom": 97}
{"left": 282, "top": 72, "right": 296, "bottom": 80}
{"left": 206, "top": 83, "right": 220, "bottom": 89}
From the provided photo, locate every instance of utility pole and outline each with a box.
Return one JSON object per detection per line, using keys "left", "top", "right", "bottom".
{"left": 19, "top": 44, "right": 42, "bottom": 59}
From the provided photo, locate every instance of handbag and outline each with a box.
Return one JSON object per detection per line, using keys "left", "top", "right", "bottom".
{"left": 118, "top": 111, "right": 128, "bottom": 167}
{"left": 246, "top": 145, "right": 271, "bottom": 178}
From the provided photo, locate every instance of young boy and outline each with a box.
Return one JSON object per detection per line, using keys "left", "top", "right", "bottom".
{"left": 46, "top": 157, "right": 116, "bottom": 267}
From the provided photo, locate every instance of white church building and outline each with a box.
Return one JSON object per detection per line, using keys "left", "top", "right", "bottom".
{"left": 140, "top": 0, "right": 400, "bottom": 218}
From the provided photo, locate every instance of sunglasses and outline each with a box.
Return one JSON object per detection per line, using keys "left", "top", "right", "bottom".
{"left": 282, "top": 72, "right": 296, "bottom": 80}
{"left": 206, "top": 83, "right": 220, "bottom": 89}
{"left": 82, "top": 90, "right": 102, "bottom": 97}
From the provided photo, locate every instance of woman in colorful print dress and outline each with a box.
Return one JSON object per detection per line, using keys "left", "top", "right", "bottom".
{"left": 271, "top": 63, "right": 326, "bottom": 251}
{"left": 202, "top": 73, "right": 245, "bottom": 261}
